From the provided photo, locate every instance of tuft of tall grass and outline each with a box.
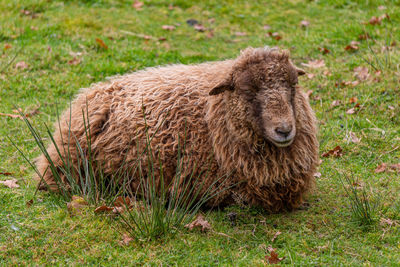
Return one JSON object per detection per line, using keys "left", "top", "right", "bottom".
{"left": 113, "top": 108, "right": 231, "bottom": 242}
{"left": 339, "top": 173, "right": 379, "bottom": 227}
{"left": 12, "top": 103, "right": 230, "bottom": 241}
{"left": 10, "top": 104, "right": 123, "bottom": 205}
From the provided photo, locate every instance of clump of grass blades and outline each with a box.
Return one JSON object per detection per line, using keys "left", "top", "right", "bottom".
{"left": 339, "top": 174, "right": 379, "bottom": 227}
{"left": 12, "top": 103, "right": 229, "bottom": 241}
{"left": 10, "top": 103, "right": 124, "bottom": 205}
{"left": 113, "top": 109, "right": 230, "bottom": 242}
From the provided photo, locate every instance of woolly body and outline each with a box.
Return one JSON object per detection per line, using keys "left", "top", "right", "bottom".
{"left": 36, "top": 48, "right": 319, "bottom": 211}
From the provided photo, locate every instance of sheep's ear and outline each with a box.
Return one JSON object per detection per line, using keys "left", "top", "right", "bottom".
{"left": 209, "top": 80, "right": 232, "bottom": 96}
{"left": 296, "top": 67, "right": 306, "bottom": 76}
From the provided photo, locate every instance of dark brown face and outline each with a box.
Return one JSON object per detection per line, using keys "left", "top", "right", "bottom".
{"left": 241, "top": 60, "right": 300, "bottom": 147}
{"left": 209, "top": 48, "right": 305, "bottom": 147}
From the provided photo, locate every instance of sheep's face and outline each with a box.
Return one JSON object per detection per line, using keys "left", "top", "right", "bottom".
{"left": 209, "top": 48, "right": 305, "bottom": 148}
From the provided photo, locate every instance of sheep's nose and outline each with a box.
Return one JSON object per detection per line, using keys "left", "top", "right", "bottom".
{"left": 275, "top": 124, "right": 293, "bottom": 138}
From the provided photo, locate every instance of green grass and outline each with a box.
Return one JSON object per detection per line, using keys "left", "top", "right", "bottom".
{"left": 1, "top": 0, "right": 400, "bottom": 265}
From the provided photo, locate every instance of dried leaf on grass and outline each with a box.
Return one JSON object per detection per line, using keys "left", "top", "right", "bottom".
{"left": 132, "top": 1, "right": 144, "bottom": 10}
{"left": 26, "top": 199, "right": 33, "bottom": 207}
{"left": 271, "top": 231, "right": 282, "bottom": 242}
{"left": 301, "top": 59, "right": 325, "bottom": 69}
{"left": 375, "top": 163, "right": 400, "bottom": 173}
{"left": 321, "top": 146, "right": 343, "bottom": 158}
{"left": 369, "top": 14, "right": 389, "bottom": 25}
{"left": 354, "top": 66, "right": 369, "bottom": 81}
{"left": 68, "top": 58, "right": 81, "bottom": 66}
{"left": 318, "top": 47, "right": 330, "bottom": 54}
{"left": 94, "top": 205, "right": 114, "bottom": 213}
{"left": 266, "top": 32, "right": 282, "bottom": 41}
{"left": 358, "top": 33, "right": 370, "bottom": 40}
{"left": 0, "top": 112, "right": 21, "bottom": 119}
{"left": 346, "top": 107, "right": 356, "bottom": 114}
{"left": 0, "top": 179, "right": 19, "bottom": 188}
{"left": 162, "top": 25, "right": 176, "bottom": 31}
{"left": 95, "top": 38, "right": 108, "bottom": 50}
{"left": 347, "top": 132, "right": 361, "bottom": 143}
{"left": 67, "top": 196, "right": 88, "bottom": 215}
{"left": 349, "top": 97, "right": 358, "bottom": 104}
{"left": 345, "top": 41, "right": 360, "bottom": 51}
{"left": 331, "top": 100, "right": 341, "bottom": 107}
{"left": 15, "top": 61, "right": 28, "bottom": 70}
{"left": 94, "top": 196, "right": 134, "bottom": 214}
{"left": 380, "top": 218, "right": 396, "bottom": 227}
{"left": 234, "top": 32, "right": 247, "bottom": 36}
{"left": 313, "top": 172, "right": 322, "bottom": 178}
{"left": 120, "top": 233, "right": 134, "bottom": 245}
{"left": 0, "top": 172, "right": 12, "bottom": 176}
{"left": 194, "top": 24, "right": 206, "bottom": 32}
{"left": 265, "top": 246, "right": 285, "bottom": 264}
{"left": 0, "top": 105, "right": 40, "bottom": 120}
{"left": 300, "top": 20, "right": 310, "bottom": 28}
{"left": 185, "top": 214, "right": 211, "bottom": 232}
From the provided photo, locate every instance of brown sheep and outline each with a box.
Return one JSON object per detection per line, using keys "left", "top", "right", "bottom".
{"left": 36, "top": 47, "right": 319, "bottom": 212}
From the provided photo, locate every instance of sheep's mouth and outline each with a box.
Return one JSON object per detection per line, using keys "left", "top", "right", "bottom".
{"left": 270, "top": 138, "right": 294, "bottom": 148}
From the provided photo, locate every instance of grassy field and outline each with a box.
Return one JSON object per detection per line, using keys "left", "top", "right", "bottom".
{"left": 1, "top": 0, "right": 400, "bottom": 265}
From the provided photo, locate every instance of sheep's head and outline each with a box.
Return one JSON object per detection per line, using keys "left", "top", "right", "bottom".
{"left": 209, "top": 47, "right": 305, "bottom": 148}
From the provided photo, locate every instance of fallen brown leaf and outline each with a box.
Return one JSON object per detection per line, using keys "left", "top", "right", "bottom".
{"left": 263, "top": 25, "right": 271, "bottom": 30}
{"left": 313, "top": 172, "right": 322, "bottom": 178}
{"left": 346, "top": 107, "right": 356, "bottom": 114}
{"left": 369, "top": 14, "right": 389, "bottom": 25}
{"left": 234, "top": 32, "right": 247, "bottom": 36}
{"left": 67, "top": 196, "right": 88, "bottom": 215}
{"left": 322, "top": 70, "right": 332, "bottom": 77}
{"left": 94, "top": 205, "right": 114, "bottom": 213}
{"left": 185, "top": 214, "right": 211, "bottom": 232}
{"left": 358, "top": 33, "right": 370, "bottom": 40}
{"left": 380, "top": 218, "right": 394, "bottom": 226}
{"left": 15, "top": 61, "right": 28, "bottom": 70}
{"left": 375, "top": 163, "right": 387, "bottom": 173}
{"left": 0, "top": 179, "right": 19, "bottom": 188}
{"left": 267, "top": 32, "right": 282, "bottom": 41}
{"left": 95, "top": 38, "right": 108, "bottom": 50}
{"left": 301, "top": 59, "right": 325, "bottom": 69}
{"left": 114, "top": 196, "right": 132, "bottom": 207}
{"left": 318, "top": 47, "right": 330, "bottom": 54}
{"left": 0, "top": 172, "right": 12, "bottom": 176}
{"left": 162, "top": 25, "right": 176, "bottom": 31}
{"left": 26, "top": 199, "right": 33, "bottom": 207}
{"left": 132, "top": 1, "right": 144, "bottom": 10}
{"left": 0, "top": 112, "right": 22, "bottom": 119}
{"left": 349, "top": 97, "right": 358, "bottom": 104}
{"left": 265, "top": 247, "right": 285, "bottom": 265}
{"left": 300, "top": 20, "right": 310, "bottom": 28}
{"left": 68, "top": 57, "right": 81, "bottom": 66}
{"left": 194, "top": 24, "right": 206, "bottom": 32}
{"left": 390, "top": 163, "right": 400, "bottom": 171}
{"left": 348, "top": 131, "right": 361, "bottom": 143}
{"left": 345, "top": 41, "right": 360, "bottom": 52}
{"left": 369, "top": 16, "right": 382, "bottom": 25}
{"left": 354, "top": 66, "right": 369, "bottom": 81}
{"left": 120, "top": 233, "right": 134, "bottom": 245}
{"left": 271, "top": 231, "right": 282, "bottom": 242}
{"left": 306, "top": 73, "right": 315, "bottom": 79}
{"left": 321, "top": 146, "right": 343, "bottom": 158}
{"left": 331, "top": 100, "right": 341, "bottom": 107}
